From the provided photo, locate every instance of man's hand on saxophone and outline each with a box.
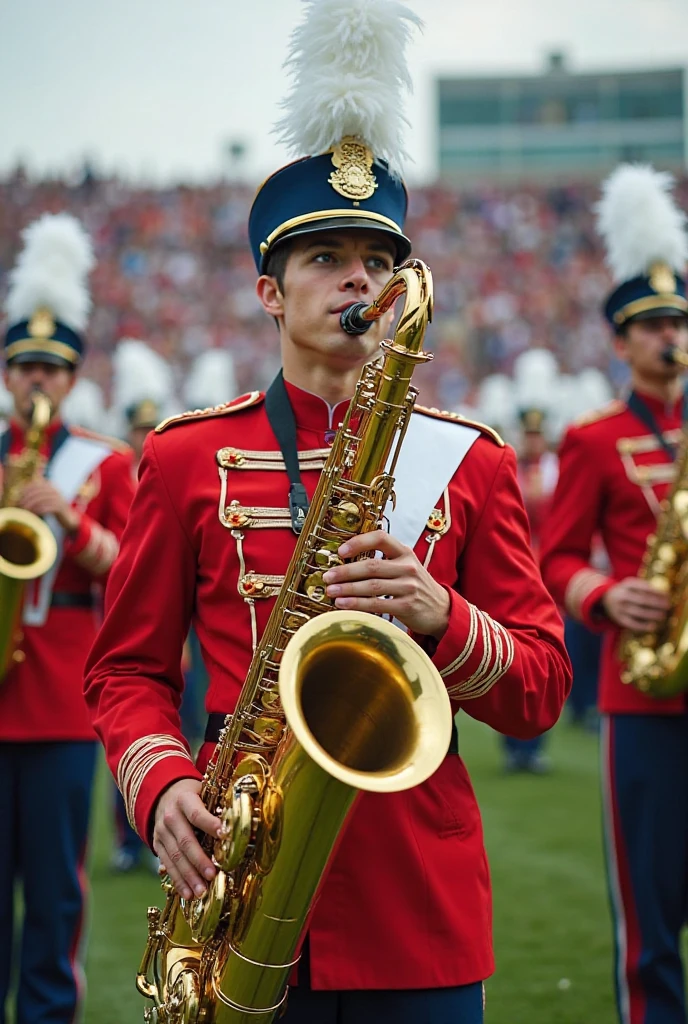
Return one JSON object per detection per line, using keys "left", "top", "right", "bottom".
{"left": 152, "top": 778, "right": 222, "bottom": 900}
{"left": 323, "top": 530, "right": 452, "bottom": 640}
{"left": 601, "top": 576, "right": 670, "bottom": 632}
{"left": 17, "top": 477, "right": 81, "bottom": 533}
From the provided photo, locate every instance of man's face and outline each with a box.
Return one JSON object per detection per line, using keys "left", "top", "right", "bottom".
{"left": 259, "top": 229, "right": 397, "bottom": 371}
{"left": 3, "top": 361, "right": 76, "bottom": 423}
{"left": 614, "top": 315, "right": 688, "bottom": 383}
{"left": 522, "top": 431, "right": 546, "bottom": 459}
{"left": 128, "top": 425, "right": 153, "bottom": 462}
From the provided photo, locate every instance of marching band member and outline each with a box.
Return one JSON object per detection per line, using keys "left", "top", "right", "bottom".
{"left": 540, "top": 165, "right": 688, "bottom": 1024}
{"left": 0, "top": 214, "right": 134, "bottom": 1022}
{"left": 85, "top": 3, "right": 570, "bottom": 1021}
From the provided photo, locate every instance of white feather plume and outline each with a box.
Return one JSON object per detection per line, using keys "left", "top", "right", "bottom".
{"left": 596, "top": 164, "right": 688, "bottom": 283}
{"left": 275, "top": 0, "right": 422, "bottom": 175}
{"left": 5, "top": 213, "right": 94, "bottom": 330}
{"left": 183, "top": 350, "right": 238, "bottom": 410}
{"left": 112, "top": 339, "right": 177, "bottom": 411}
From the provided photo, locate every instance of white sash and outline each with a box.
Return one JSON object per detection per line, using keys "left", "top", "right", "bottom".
{"left": 386, "top": 413, "right": 479, "bottom": 550}
{"left": 23, "top": 434, "right": 111, "bottom": 626}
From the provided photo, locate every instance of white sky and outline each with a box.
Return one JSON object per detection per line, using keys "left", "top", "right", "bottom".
{"left": 1, "top": 0, "right": 687, "bottom": 185}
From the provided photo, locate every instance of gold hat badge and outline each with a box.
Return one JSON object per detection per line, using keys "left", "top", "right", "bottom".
{"left": 649, "top": 261, "right": 677, "bottom": 295}
{"left": 27, "top": 308, "right": 56, "bottom": 340}
{"left": 329, "top": 137, "right": 378, "bottom": 202}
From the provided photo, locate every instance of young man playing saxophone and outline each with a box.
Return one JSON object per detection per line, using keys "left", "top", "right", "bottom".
{"left": 0, "top": 214, "right": 134, "bottom": 1023}
{"left": 85, "top": 2, "right": 570, "bottom": 1021}
{"left": 540, "top": 165, "right": 688, "bottom": 1024}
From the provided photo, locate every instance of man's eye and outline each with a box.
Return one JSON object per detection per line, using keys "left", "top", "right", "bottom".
{"left": 314, "top": 252, "right": 335, "bottom": 264}
{"left": 367, "top": 257, "right": 390, "bottom": 271}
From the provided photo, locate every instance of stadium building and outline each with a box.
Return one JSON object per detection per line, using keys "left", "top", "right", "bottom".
{"left": 438, "top": 55, "right": 687, "bottom": 180}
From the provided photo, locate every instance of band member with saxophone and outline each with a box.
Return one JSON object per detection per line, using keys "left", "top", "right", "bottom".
{"left": 85, "top": 3, "right": 570, "bottom": 1021}
{"left": 0, "top": 214, "right": 134, "bottom": 1023}
{"left": 540, "top": 165, "right": 688, "bottom": 1024}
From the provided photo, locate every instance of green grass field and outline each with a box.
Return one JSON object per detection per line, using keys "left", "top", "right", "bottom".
{"left": 83, "top": 716, "right": 616, "bottom": 1023}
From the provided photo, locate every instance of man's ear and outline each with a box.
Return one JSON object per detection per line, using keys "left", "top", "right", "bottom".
{"left": 612, "top": 330, "right": 629, "bottom": 364}
{"left": 256, "top": 275, "right": 285, "bottom": 319}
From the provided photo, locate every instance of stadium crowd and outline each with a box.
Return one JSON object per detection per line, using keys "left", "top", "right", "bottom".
{"left": 2, "top": 167, "right": 687, "bottom": 411}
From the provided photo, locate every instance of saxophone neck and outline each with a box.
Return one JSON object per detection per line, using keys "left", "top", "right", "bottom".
{"left": 357, "top": 259, "right": 433, "bottom": 357}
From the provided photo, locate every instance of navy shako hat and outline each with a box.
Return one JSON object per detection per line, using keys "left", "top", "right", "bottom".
{"left": 597, "top": 165, "right": 688, "bottom": 333}
{"left": 249, "top": 146, "right": 411, "bottom": 274}
{"left": 3, "top": 213, "right": 94, "bottom": 369}
{"left": 604, "top": 263, "right": 688, "bottom": 331}
{"left": 252, "top": 0, "right": 422, "bottom": 276}
{"left": 5, "top": 311, "right": 84, "bottom": 368}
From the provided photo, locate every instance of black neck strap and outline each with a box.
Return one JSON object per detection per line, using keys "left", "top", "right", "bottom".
{"left": 627, "top": 390, "right": 688, "bottom": 461}
{"left": 264, "top": 372, "right": 309, "bottom": 534}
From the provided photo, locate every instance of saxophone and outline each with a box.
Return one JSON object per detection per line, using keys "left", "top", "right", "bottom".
{"left": 136, "top": 259, "right": 453, "bottom": 1023}
{"left": 0, "top": 392, "right": 58, "bottom": 681}
{"left": 620, "top": 347, "right": 688, "bottom": 697}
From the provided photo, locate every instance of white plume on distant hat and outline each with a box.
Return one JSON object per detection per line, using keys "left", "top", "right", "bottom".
{"left": 110, "top": 339, "right": 179, "bottom": 435}
{"left": 183, "top": 350, "right": 237, "bottom": 410}
{"left": 5, "top": 213, "right": 94, "bottom": 330}
{"left": 62, "top": 378, "right": 106, "bottom": 432}
{"left": 275, "top": 0, "right": 422, "bottom": 175}
{"left": 596, "top": 164, "right": 688, "bottom": 283}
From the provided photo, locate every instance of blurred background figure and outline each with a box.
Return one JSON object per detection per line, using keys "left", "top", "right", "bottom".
{"left": 0, "top": 214, "right": 134, "bottom": 1022}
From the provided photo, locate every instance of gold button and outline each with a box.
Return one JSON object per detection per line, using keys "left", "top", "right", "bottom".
{"left": 12, "top": 650, "right": 26, "bottom": 664}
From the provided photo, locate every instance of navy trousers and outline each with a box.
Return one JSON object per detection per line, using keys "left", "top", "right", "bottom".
{"left": 280, "top": 982, "right": 484, "bottom": 1023}
{"left": 0, "top": 742, "right": 97, "bottom": 1024}
{"left": 601, "top": 714, "right": 688, "bottom": 1024}
{"left": 565, "top": 617, "right": 601, "bottom": 724}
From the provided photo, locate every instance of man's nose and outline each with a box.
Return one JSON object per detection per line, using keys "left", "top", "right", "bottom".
{"left": 341, "top": 258, "right": 369, "bottom": 292}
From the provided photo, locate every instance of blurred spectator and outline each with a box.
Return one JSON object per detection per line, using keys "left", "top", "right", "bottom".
{"left": 3, "top": 170, "right": 678, "bottom": 409}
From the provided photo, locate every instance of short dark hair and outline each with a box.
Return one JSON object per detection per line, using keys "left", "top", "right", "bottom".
{"left": 264, "top": 240, "right": 294, "bottom": 293}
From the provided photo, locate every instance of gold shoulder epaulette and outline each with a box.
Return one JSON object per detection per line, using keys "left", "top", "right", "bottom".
{"left": 70, "top": 425, "right": 131, "bottom": 455}
{"left": 415, "top": 404, "right": 505, "bottom": 447}
{"left": 155, "top": 391, "right": 263, "bottom": 434}
{"left": 573, "top": 399, "right": 625, "bottom": 428}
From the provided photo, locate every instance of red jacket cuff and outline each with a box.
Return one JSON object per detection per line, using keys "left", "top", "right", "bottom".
{"left": 63, "top": 513, "right": 90, "bottom": 556}
{"left": 564, "top": 570, "right": 615, "bottom": 631}
{"left": 413, "top": 588, "right": 514, "bottom": 701}
{"left": 115, "top": 734, "right": 202, "bottom": 845}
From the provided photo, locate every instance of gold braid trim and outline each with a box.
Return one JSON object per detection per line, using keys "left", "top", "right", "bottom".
{"left": 117, "top": 734, "right": 194, "bottom": 833}
{"left": 443, "top": 604, "right": 515, "bottom": 699}
{"left": 564, "top": 568, "right": 609, "bottom": 620}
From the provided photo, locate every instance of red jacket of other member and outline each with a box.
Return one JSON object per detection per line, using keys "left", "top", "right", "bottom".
{"left": 0, "top": 419, "right": 135, "bottom": 741}
{"left": 84, "top": 383, "right": 570, "bottom": 991}
{"left": 540, "top": 392, "right": 686, "bottom": 715}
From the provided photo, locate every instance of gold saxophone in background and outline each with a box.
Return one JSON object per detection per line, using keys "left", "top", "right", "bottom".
{"left": 620, "top": 345, "right": 688, "bottom": 697}
{"left": 136, "top": 259, "right": 453, "bottom": 1023}
{"left": 0, "top": 392, "right": 58, "bottom": 682}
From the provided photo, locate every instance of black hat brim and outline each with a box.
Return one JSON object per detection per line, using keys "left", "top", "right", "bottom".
{"left": 262, "top": 217, "right": 412, "bottom": 273}
{"left": 6, "top": 349, "right": 76, "bottom": 369}
{"left": 626, "top": 306, "right": 688, "bottom": 324}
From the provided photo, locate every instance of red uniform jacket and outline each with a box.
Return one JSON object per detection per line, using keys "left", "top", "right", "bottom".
{"left": 0, "top": 419, "right": 135, "bottom": 741}
{"left": 540, "top": 392, "right": 686, "bottom": 716}
{"left": 84, "top": 383, "right": 570, "bottom": 990}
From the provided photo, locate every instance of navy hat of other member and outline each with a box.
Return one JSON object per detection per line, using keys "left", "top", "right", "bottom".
{"left": 519, "top": 407, "right": 547, "bottom": 434}
{"left": 604, "top": 262, "right": 688, "bottom": 332}
{"left": 126, "top": 398, "right": 161, "bottom": 431}
{"left": 597, "top": 165, "right": 688, "bottom": 333}
{"left": 249, "top": 145, "right": 411, "bottom": 274}
{"left": 5, "top": 310, "right": 85, "bottom": 368}
{"left": 3, "top": 213, "right": 94, "bottom": 369}
{"left": 249, "top": 0, "right": 422, "bottom": 276}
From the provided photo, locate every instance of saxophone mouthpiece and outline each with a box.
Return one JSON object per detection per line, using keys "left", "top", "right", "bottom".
{"left": 340, "top": 303, "right": 374, "bottom": 335}
{"left": 662, "top": 347, "right": 688, "bottom": 368}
